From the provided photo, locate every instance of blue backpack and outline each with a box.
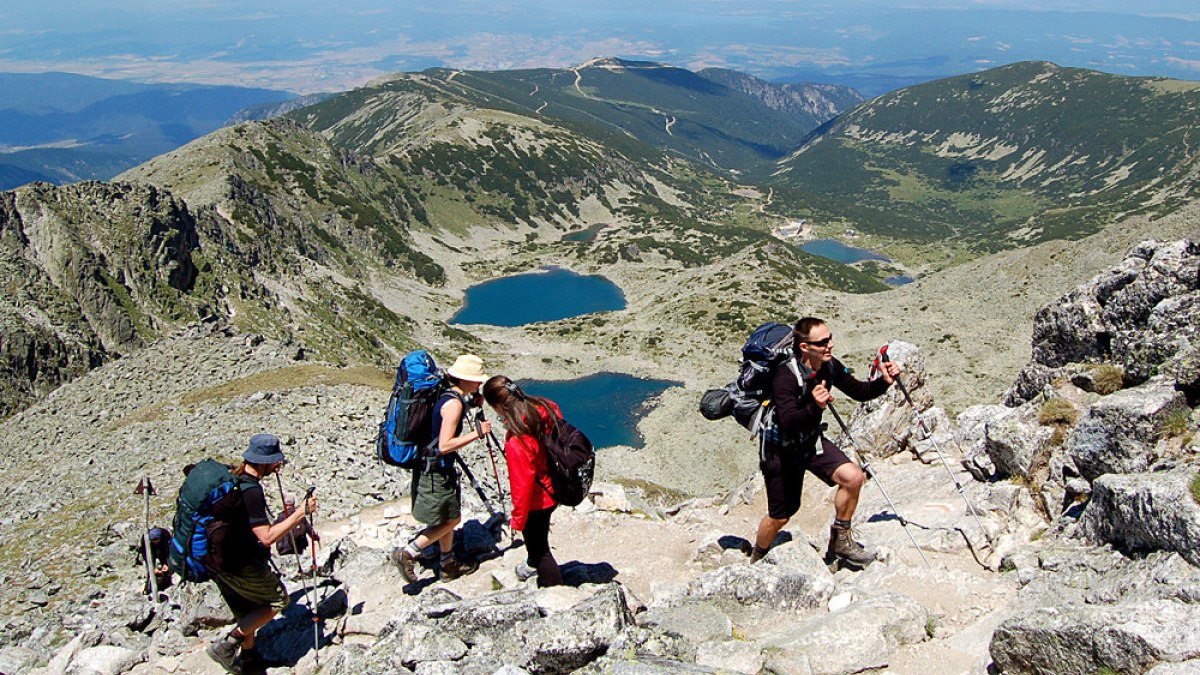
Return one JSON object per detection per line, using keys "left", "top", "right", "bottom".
{"left": 169, "top": 459, "right": 243, "bottom": 583}
{"left": 376, "top": 350, "right": 446, "bottom": 468}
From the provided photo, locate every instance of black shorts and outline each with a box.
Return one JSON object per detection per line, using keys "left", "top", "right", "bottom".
{"left": 760, "top": 437, "right": 852, "bottom": 520}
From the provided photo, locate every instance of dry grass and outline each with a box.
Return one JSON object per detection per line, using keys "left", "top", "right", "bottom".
{"left": 1087, "top": 364, "right": 1125, "bottom": 395}
{"left": 1038, "top": 398, "right": 1081, "bottom": 426}
{"left": 110, "top": 365, "right": 393, "bottom": 430}
{"left": 179, "top": 365, "right": 393, "bottom": 408}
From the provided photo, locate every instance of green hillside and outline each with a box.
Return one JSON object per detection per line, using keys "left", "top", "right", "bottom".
{"left": 771, "top": 61, "right": 1200, "bottom": 262}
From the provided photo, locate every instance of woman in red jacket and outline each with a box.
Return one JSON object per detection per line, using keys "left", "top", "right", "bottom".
{"left": 482, "top": 375, "right": 564, "bottom": 587}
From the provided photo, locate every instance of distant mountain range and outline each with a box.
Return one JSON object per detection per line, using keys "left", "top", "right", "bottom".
{"left": 771, "top": 61, "right": 1200, "bottom": 261}
{"left": 0, "top": 72, "right": 296, "bottom": 189}
{"left": 3, "top": 58, "right": 1199, "bottom": 418}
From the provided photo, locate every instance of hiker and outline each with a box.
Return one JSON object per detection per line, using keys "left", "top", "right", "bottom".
{"left": 135, "top": 526, "right": 173, "bottom": 593}
{"left": 482, "top": 375, "right": 564, "bottom": 587}
{"left": 274, "top": 494, "right": 320, "bottom": 558}
{"left": 206, "top": 433, "right": 317, "bottom": 675}
{"left": 751, "top": 317, "right": 901, "bottom": 566}
{"left": 393, "top": 354, "right": 490, "bottom": 582}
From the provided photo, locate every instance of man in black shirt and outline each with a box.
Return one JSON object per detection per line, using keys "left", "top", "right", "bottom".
{"left": 750, "top": 317, "right": 901, "bottom": 566}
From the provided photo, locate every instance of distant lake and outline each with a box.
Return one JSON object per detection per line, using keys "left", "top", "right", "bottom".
{"left": 450, "top": 268, "right": 626, "bottom": 326}
{"left": 885, "top": 275, "right": 915, "bottom": 286}
{"left": 515, "top": 373, "right": 680, "bottom": 449}
{"left": 800, "top": 239, "right": 890, "bottom": 264}
{"left": 561, "top": 223, "right": 608, "bottom": 243}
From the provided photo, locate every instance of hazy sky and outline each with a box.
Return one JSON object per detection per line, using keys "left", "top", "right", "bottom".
{"left": 2, "top": 1, "right": 1198, "bottom": 92}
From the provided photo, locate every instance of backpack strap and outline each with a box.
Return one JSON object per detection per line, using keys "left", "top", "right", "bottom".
{"left": 424, "top": 390, "right": 468, "bottom": 472}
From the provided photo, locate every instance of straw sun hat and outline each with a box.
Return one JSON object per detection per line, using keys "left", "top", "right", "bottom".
{"left": 446, "top": 354, "right": 488, "bottom": 382}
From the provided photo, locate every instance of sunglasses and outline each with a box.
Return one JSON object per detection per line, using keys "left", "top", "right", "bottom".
{"left": 802, "top": 335, "right": 834, "bottom": 348}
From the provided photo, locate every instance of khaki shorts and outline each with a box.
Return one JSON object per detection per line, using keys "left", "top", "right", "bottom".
{"left": 411, "top": 464, "right": 461, "bottom": 525}
{"left": 213, "top": 562, "right": 289, "bottom": 620}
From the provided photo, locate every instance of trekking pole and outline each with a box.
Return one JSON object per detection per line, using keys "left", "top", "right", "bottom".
{"left": 473, "top": 408, "right": 509, "bottom": 511}
{"left": 827, "top": 402, "right": 932, "bottom": 568}
{"left": 303, "top": 486, "right": 320, "bottom": 667}
{"left": 134, "top": 475, "right": 159, "bottom": 599}
{"left": 275, "top": 475, "right": 320, "bottom": 664}
{"left": 879, "top": 347, "right": 992, "bottom": 549}
{"left": 454, "top": 454, "right": 503, "bottom": 523}
{"left": 273, "top": 474, "right": 308, "bottom": 579}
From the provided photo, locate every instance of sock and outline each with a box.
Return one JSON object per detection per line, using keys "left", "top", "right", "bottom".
{"left": 404, "top": 541, "right": 421, "bottom": 557}
{"left": 440, "top": 551, "right": 454, "bottom": 564}
{"left": 834, "top": 518, "right": 852, "bottom": 529}
{"left": 752, "top": 545, "right": 769, "bottom": 558}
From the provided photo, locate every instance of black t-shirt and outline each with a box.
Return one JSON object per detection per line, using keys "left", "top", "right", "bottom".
{"left": 220, "top": 477, "right": 271, "bottom": 569}
{"left": 771, "top": 356, "right": 889, "bottom": 445}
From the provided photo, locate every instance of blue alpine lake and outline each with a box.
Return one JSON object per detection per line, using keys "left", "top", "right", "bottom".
{"left": 800, "top": 239, "right": 891, "bottom": 264}
{"left": 514, "top": 373, "right": 680, "bottom": 449}
{"left": 450, "top": 267, "right": 626, "bottom": 326}
{"left": 885, "top": 275, "right": 915, "bottom": 286}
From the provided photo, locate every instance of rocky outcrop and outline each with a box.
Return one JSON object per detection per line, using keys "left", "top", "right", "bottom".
{"left": 1067, "top": 377, "right": 1190, "bottom": 481}
{"left": 991, "top": 600, "right": 1200, "bottom": 675}
{"left": 1007, "top": 239, "right": 1200, "bottom": 405}
{"left": 0, "top": 181, "right": 219, "bottom": 417}
{"left": 1077, "top": 469, "right": 1200, "bottom": 566}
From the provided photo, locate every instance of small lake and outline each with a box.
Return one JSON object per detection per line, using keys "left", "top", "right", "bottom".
{"left": 800, "top": 239, "right": 890, "bottom": 264}
{"left": 561, "top": 223, "right": 608, "bottom": 243}
{"left": 450, "top": 267, "right": 626, "bottom": 326}
{"left": 515, "top": 373, "right": 680, "bottom": 449}
{"left": 885, "top": 275, "right": 915, "bottom": 286}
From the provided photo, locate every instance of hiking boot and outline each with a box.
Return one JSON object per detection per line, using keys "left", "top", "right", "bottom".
{"left": 514, "top": 562, "right": 537, "bottom": 581}
{"left": 440, "top": 556, "right": 478, "bottom": 580}
{"left": 826, "top": 524, "right": 875, "bottom": 567}
{"left": 391, "top": 546, "right": 417, "bottom": 583}
{"left": 205, "top": 632, "right": 242, "bottom": 674}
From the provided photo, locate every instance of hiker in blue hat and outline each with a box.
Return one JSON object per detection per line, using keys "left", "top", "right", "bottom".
{"left": 206, "top": 433, "right": 317, "bottom": 675}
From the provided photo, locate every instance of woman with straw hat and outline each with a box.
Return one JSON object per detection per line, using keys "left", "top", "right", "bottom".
{"left": 393, "top": 354, "right": 491, "bottom": 582}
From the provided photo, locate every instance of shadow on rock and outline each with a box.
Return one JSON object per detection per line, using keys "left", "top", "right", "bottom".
{"left": 562, "top": 561, "right": 619, "bottom": 586}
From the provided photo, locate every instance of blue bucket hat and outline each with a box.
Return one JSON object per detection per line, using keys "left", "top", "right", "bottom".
{"left": 244, "top": 433, "right": 286, "bottom": 465}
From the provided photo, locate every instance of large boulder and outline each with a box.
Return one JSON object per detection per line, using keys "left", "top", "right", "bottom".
{"left": 1066, "top": 378, "right": 1188, "bottom": 482}
{"left": 762, "top": 592, "right": 929, "bottom": 674}
{"left": 990, "top": 600, "right": 1200, "bottom": 674}
{"left": 1008, "top": 239, "right": 1200, "bottom": 405}
{"left": 850, "top": 340, "right": 933, "bottom": 460}
{"left": 1076, "top": 469, "right": 1200, "bottom": 566}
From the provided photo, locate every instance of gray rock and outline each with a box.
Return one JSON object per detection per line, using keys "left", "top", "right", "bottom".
{"left": 514, "top": 583, "right": 636, "bottom": 674}
{"left": 638, "top": 602, "right": 733, "bottom": 644}
{"left": 666, "top": 561, "right": 833, "bottom": 613}
{"left": 321, "top": 642, "right": 415, "bottom": 675}
{"left": 1076, "top": 469, "right": 1200, "bottom": 566}
{"left": 1147, "top": 661, "right": 1200, "bottom": 674}
{"left": 695, "top": 639, "right": 764, "bottom": 674}
{"left": 1010, "top": 239, "right": 1200, "bottom": 405}
{"left": 990, "top": 600, "right": 1200, "bottom": 675}
{"left": 763, "top": 593, "right": 929, "bottom": 675}
{"left": 984, "top": 413, "right": 1055, "bottom": 478}
{"left": 392, "top": 624, "right": 469, "bottom": 666}
{"left": 63, "top": 645, "right": 141, "bottom": 675}
{"left": 0, "top": 646, "right": 38, "bottom": 675}
{"left": 1067, "top": 377, "right": 1188, "bottom": 481}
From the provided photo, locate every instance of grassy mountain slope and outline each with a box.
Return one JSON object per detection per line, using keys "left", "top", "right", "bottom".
{"left": 772, "top": 61, "right": 1200, "bottom": 264}
{"left": 358, "top": 58, "right": 861, "bottom": 177}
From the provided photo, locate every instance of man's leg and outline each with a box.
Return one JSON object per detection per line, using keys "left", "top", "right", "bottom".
{"left": 754, "top": 515, "right": 789, "bottom": 561}
{"left": 831, "top": 462, "right": 865, "bottom": 522}
{"left": 813, "top": 440, "right": 874, "bottom": 565}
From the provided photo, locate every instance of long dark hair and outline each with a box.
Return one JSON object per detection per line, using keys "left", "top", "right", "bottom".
{"left": 482, "top": 375, "right": 557, "bottom": 437}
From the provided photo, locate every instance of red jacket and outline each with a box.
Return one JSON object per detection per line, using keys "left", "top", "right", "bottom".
{"left": 505, "top": 400, "right": 560, "bottom": 531}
